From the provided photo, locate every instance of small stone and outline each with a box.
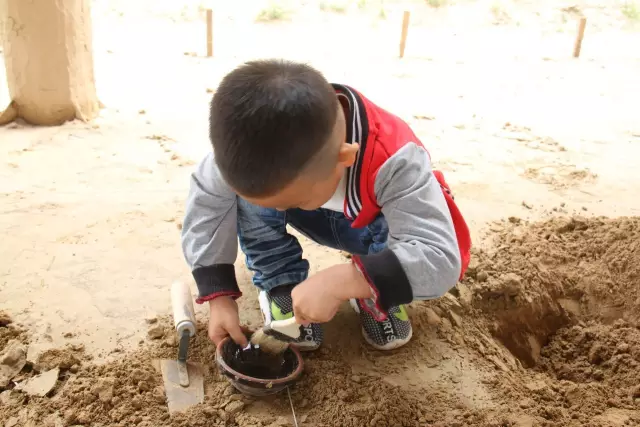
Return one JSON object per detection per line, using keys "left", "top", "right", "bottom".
{"left": 299, "top": 398, "right": 309, "bottom": 408}
{"left": 69, "top": 364, "right": 79, "bottom": 374}
{"left": 350, "top": 375, "right": 361, "bottom": 383}
{"left": 17, "top": 368, "right": 59, "bottom": 397}
{"left": 425, "top": 308, "right": 441, "bottom": 325}
{"left": 92, "top": 377, "right": 115, "bottom": 403}
{"left": 147, "top": 325, "right": 165, "bottom": 340}
{"left": 145, "top": 316, "right": 158, "bottom": 325}
{"left": 476, "top": 271, "right": 489, "bottom": 282}
{"left": 500, "top": 273, "right": 522, "bottom": 296}
{"left": 0, "top": 340, "right": 27, "bottom": 387}
{"left": 225, "top": 400, "right": 245, "bottom": 415}
{"left": 164, "top": 335, "right": 177, "bottom": 347}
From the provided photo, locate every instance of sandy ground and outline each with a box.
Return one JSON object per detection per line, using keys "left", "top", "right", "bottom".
{"left": 1, "top": 0, "right": 640, "bottom": 425}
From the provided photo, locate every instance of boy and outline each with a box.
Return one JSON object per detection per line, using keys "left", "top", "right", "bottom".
{"left": 181, "top": 60, "right": 471, "bottom": 351}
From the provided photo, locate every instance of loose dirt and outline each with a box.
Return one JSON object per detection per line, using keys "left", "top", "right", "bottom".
{"left": 1, "top": 216, "right": 639, "bottom": 426}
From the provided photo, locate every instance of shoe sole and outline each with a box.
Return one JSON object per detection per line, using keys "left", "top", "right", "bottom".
{"left": 361, "top": 326, "right": 413, "bottom": 351}
{"left": 291, "top": 342, "right": 321, "bottom": 352}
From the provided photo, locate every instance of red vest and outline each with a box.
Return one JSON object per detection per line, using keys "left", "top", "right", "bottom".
{"left": 334, "top": 84, "right": 471, "bottom": 279}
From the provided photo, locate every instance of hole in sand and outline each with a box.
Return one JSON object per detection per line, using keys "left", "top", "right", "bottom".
{"left": 461, "top": 216, "right": 640, "bottom": 425}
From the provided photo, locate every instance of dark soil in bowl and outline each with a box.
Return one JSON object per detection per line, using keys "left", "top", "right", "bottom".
{"left": 222, "top": 341, "right": 299, "bottom": 380}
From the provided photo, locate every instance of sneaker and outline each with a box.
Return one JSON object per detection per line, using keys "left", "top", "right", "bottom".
{"left": 258, "top": 285, "right": 323, "bottom": 351}
{"left": 350, "top": 299, "right": 413, "bottom": 351}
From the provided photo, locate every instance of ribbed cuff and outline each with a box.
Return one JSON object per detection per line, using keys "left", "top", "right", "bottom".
{"left": 353, "top": 248, "right": 413, "bottom": 315}
{"left": 192, "top": 264, "right": 242, "bottom": 304}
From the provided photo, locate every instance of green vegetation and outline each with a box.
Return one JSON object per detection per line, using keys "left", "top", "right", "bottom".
{"left": 256, "top": 2, "right": 291, "bottom": 22}
{"left": 622, "top": 1, "right": 640, "bottom": 22}
{"left": 426, "top": 0, "right": 446, "bottom": 8}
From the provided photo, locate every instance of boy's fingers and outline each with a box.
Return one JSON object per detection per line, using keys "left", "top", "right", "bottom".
{"left": 295, "top": 313, "right": 316, "bottom": 327}
{"left": 228, "top": 324, "right": 249, "bottom": 347}
{"left": 208, "top": 331, "right": 224, "bottom": 346}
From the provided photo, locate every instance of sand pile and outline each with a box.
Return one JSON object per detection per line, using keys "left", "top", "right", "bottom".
{"left": 1, "top": 216, "right": 639, "bottom": 427}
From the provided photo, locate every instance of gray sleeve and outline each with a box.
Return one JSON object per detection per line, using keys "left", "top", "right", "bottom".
{"left": 181, "top": 152, "right": 242, "bottom": 303}
{"left": 354, "top": 143, "right": 461, "bottom": 309}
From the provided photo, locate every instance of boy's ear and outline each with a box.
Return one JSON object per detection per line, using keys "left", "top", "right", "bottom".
{"left": 337, "top": 143, "right": 359, "bottom": 167}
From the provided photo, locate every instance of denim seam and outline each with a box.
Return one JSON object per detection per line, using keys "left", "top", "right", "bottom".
{"left": 330, "top": 216, "right": 344, "bottom": 250}
{"left": 259, "top": 271, "right": 308, "bottom": 291}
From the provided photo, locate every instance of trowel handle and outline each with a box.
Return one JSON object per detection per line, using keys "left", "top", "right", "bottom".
{"left": 171, "top": 281, "right": 196, "bottom": 338}
{"left": 270, "top": 317, "right": 301, "bottom": 340}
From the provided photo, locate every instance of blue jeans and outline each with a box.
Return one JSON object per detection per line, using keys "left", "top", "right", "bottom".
{"left": 237, "top": 198, "right": 389, "bottom": 292}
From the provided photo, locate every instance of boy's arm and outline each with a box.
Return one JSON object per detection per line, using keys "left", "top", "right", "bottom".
{"left": 352, "top": 142, "right": 461, "bottom": 313}
{"left": 181, "top": 152, "right": 242, "bottom": 304}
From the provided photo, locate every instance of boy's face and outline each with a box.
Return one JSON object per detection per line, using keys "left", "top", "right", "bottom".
{"left": 241, "top": 103, "right": 358, "bottom": 211}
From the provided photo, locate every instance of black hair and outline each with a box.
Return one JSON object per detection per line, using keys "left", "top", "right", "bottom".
{"left": 209, "top": 59, "right": 338, "bottom": 197}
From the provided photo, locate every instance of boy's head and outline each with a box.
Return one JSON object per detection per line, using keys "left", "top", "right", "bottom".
{"left": 209, "top": 59, "right": 358, "bottom": 210}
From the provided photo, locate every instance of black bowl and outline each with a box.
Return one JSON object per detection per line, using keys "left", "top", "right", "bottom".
{"left": 215, "top": 336, "right": 304, "bottom": 397}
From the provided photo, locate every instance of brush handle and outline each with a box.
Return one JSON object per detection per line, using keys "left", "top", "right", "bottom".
{"left": 270, "top": 317, "right": 301, "bottom": 340}
{"left": 171, "top": 281, "right": 196, "bottom": 338}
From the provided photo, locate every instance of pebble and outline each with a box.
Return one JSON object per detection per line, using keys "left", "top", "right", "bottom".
{"left": 164, "top": 335, "right": 177, "bottom": 347}
{"left": 476, "top": 271, "right": 489, "bottom": 282}
{"left": 92, "top": 378, "right": 115, "bottom": 403}
{"left": 147, "top": 325, "right": 165, "bottom": 340}
{"left": 17, "top": 368, "right": 59, "bottom": 397}
{"left": 350, "top": 375, "right": 361, "bottom": 383}
{"left": 224, "top": 400, "right": 244, "bottom": 414}
{"left": 0, "top": 340, "right": 27, "bottom": 387}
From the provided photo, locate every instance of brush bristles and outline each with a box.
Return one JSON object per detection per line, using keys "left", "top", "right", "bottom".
{"left": 250, "top": 329, "right": 290, "bottom": 354}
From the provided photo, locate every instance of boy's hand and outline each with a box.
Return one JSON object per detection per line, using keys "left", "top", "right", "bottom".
{"left": 291, "top": 264, "right": 372, "bottom": 325}
{"left": 208, "top": 296, "right": 248, "bottom": 347}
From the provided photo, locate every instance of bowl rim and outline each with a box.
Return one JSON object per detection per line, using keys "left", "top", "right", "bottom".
{"left": 215, "top": 336, "right": 304, "bottom": 387}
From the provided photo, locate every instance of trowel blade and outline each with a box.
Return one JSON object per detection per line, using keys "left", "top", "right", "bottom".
{"left": 158, "top": 359, "right": 204, "bottom": 414}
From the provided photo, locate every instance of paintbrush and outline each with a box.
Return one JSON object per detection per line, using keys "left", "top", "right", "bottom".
{"left": 250, "top": 318, "right": 301, "bottom": 354}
